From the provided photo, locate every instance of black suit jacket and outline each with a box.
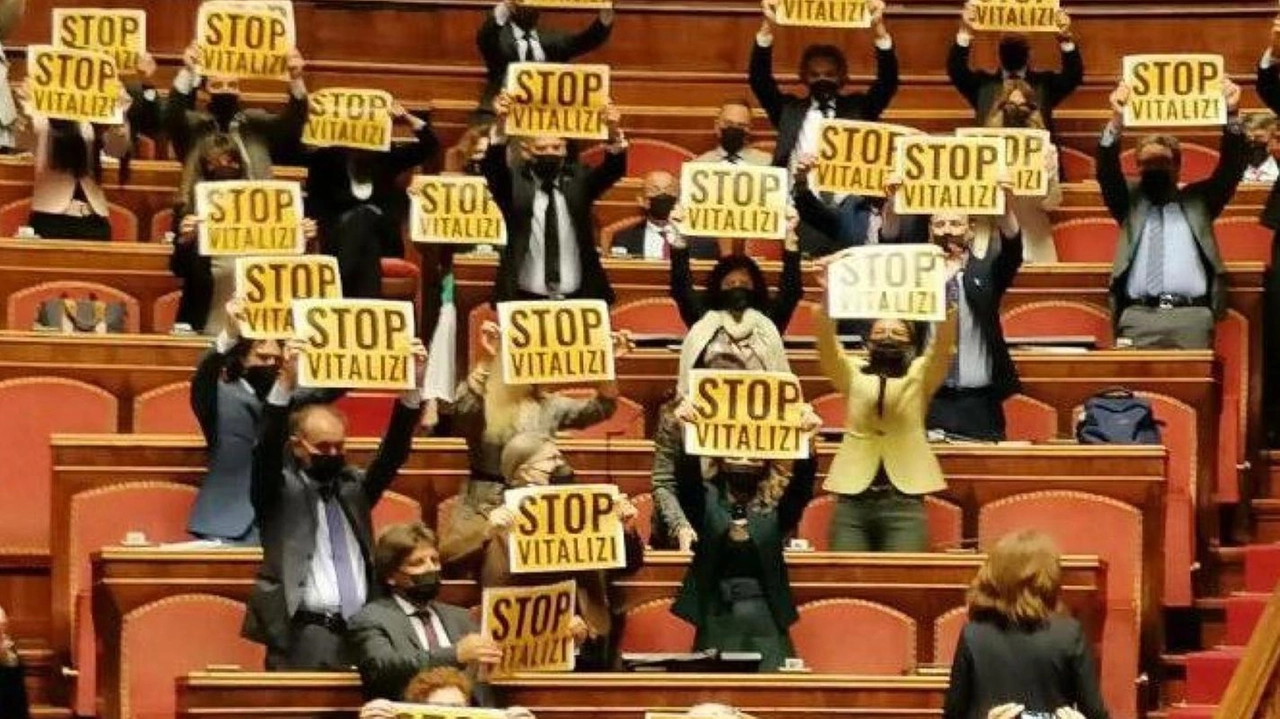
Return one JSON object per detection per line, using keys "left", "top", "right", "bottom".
{"left": 476, "top": 12, "right": 612, "bottom": 107}
{"left": 946, "top": 42, "right": 1083, "bottom": 138}
{"left": 954, "top": 231, "right": 1023, "bottom": 400}
{"left": 612, "top": 222, "right": 718, "bottom": 260}
{"left": 943, "top": 616, "right": 1109, "bottom": 719}
{"left": 483, "top": 140, "right": 626, "bottom": 303}
{"left": 1256, "top": 62, "right": 1280, "bottom": 230}
{"left": 749, "top": 41, "right": 899, "bottom": 167}
{"left": 241, "top": 395, "right": 422, "bottom": 651}
{"left": 0, "top": 661, "right": 29, "bottom": 719}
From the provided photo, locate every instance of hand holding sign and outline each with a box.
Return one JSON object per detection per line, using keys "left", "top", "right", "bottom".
{"left": 1109, "top": 82, "right": 1131, "bottom": 126}
{"left": 279, "top": 338, "right": 305, "bottom": 392}
{"left": 481, "top": 581, "right": 577, "bottom": 675}
{"left": 1122, "top": 54, "right": 1226, "bottom": 127}
{"left": 455, "top": 632, "right": 504, "bottom": 665}
{"left": 1225, "top": 78, "right": 1242, "bottom": 114}
{"left": 684, "top": 370, "right": 810, "bottom": 460}
{"left": 1055, "top": 9, "right": 1073, "bottom": 42}
{"left": 487, "top": 506, "right": 517, "bottom": 538}
{"left": 616, "top": 493, "right": 638, "bottom": 528}
{"left": 1271, "top": 14, "right": 1280, "bottom": 60}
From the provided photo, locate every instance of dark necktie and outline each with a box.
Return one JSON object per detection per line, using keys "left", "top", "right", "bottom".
{"left": 945, "top": 275, "right": 961, "bottom": 387}
{"left": 541, "top": 178, "right": 561, "bottom": 294}
{"left": 415, "top": 609, "right": 440, "bottom": 649}
{"left": 323, "top": 497, "right": 362, "bottom": 618}
{"left": 726, "top": 152, "right": 740, "bottom": 164}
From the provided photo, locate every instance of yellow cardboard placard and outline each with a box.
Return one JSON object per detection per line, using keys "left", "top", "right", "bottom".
{"left": 386, "top": 707, "right": 509, "bottom": 719}
{"left": 684, "top": 370, "right": 809, "bottom": 460}
{"left": 497, "top": 300, "right": 614, "bottom": 386}
{"left": 195, "top": 180, "right": 306, "bottom": 256}
{"left": 291, "top": 299, "right": 415, "bottom": 390}
{"left": 956, "top": 127, "right": 1051, "bottom": 197}
{"left": 408, "top": 175, "right": 508, "bottom": 245}
{"left": 894, "top": 136, "right": 1005, "bottom": 216}
{"left": 521, "top": 0, "right": 611, "bottom": 9}
{"left": 968, "top": 0, "right": 1059, "bottom": 32}
{"left": 481, "top": 580, "right": 577, "bottom": 676}
{"left": 302, "top": 88, "right": 393, "bottom": 151}
{"left": 1122, "top": 54, "right": 1226, "bottom": 128}
{"left": 505, "top": 484, "right": 627, "bottom": 573}
{"left": 813, "top": 120, "right": 920, "bottom": 197}
{"left": 504, "top": 62, "right": 610, "bottom": 140}
{"left": 233, "top": 256, "right": 343, "bottom": 339}
{"left": 678, "top": 163, "right": 789, "bottom": 240}
{"left": 825, "top": 244, "right": 948, "bottom": 321}
{"left": 52, "top": 8, "right": 147, "bottom": 74}
{"left": 775, "top": 0, "right": 869, "bottom": 28}
{"left": 25, "top": 45, "right": 122, "bottom": 124}
{"left": 196, "top": 0, "right": 295, "bottom": 80}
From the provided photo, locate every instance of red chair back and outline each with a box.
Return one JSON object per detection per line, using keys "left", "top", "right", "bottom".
{"left": 1058, "top": 146, "right": 1096, "bottom": 182}
{"left": 581, "top": 138, "right": 694, "bottom": 176}
{"left": 554, "top": 389, "right": 647, "bottom": 440}
{"left": 629, "top": 492, "right": 655, "bottom": 547}
{"left": 1215, "top": 310, "right": 1247, "bottom": 503}
{"left": 372, "top": 490, "right": 423, "bottom": 535}
{"left": 617, "top": 598, "right": 694, "bottom": 653}
{"left": 1002, "top": 393, "right": 1058, "bottom": 442}
{"left": 783, "top": 300, "right": 820, "bottom": 338}
{"left": 791, "top": 598, "right": 916, "bottom": 673}
{"left": 152, "top": 290, "right": 183, "bottom": 334}
{"left": 932, "top": 605, "right": 968, "bottom": 664}
{"left": 600, "top": 216, "right": 643, "bottom": 252}
{"left": 743, "top": 239, "right": 783, "bottom": 261}
{"left": 133, "top": 381, "right": 200, "bottom": 434}
{"left": 150, "top": 207, "right": 174, "bottom": 242}
{"left": 1213, "top": 217, "right": 1273, "bottom": 264}
{"left": 1000, "top": 300, "right": 1112, "bottom": 348}
{"left": 7, "top": 280, "right": 142, "bottom": 332}
{"left": 809, "top": 393, "right": 845, "bottom": 432}
{"left": 334, "top": 392, "right": 398, "bottom": 437}
{"left": 1052, "top": 218, "right": 1119, "bottom": 263}
{"left": 611, "top": 297, "right": 685, "bottom": 335}
{"left": 436, "top": 495, "right": 460, "bottom": 537}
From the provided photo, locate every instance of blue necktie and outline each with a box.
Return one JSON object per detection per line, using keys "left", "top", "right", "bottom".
{"left": 1144, "top": 207, "right": 1165, "bottom": 295}
{"left": 945, "top": 275, "right": 961, "bottom": 387}
{"left": 324, "top": 497, "right": 362, "bottom": 618}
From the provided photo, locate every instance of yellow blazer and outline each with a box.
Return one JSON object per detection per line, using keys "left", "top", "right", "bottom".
{"left": 816, "top": 309, "right": 958, "bottom": 496}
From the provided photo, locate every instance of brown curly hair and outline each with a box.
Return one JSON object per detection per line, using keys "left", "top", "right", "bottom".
{"left": 967, "top": 530, "right": 1062, "bottom": 628}
{"left": 403, "top": 666, "right": 473, "bottom": 704}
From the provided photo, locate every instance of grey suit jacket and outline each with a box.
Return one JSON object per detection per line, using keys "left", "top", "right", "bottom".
{"left": 188, "top": 347, "right": 261, "bottom": 541}
{"left": 347, "top": 596, "right": 492, "bottom": 703}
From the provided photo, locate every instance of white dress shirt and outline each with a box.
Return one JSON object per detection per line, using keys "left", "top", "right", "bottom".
{"left": 519, "top": 185, "right": 581, "bottom": 296}
{"left": 643, "top": 221, "right": 670, "bottom": 259}
{"left": 392, "top": 594, "right": 454, "bottom": 650}
{"left": 301, "top": 489, "right": 369, "bottom": 614}
{"left": 1244, "top": 156, "right": 1279, "bottom": 184}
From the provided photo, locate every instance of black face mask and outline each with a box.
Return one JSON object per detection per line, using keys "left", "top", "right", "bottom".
{"left": 242, "top": 365, "right": 278, "bottom": 400}
{"left": 511, "top": 5, "right": 540, "bottom": 29}
{"left": 723, "top": 470, "right": 763, "bottom": 498}
{"left": 49, "top": 120, "right": 89, "bottom": 178}
{"left": 1139, "top": 168, "right": 1176, "bottom": 204}
{"left": 719, "top": 127, "right": 748, "bottom": 155}
{"left": 809, "top": 79, "right": 839, "bottom": 102}
{"left": 935, "top": 233, "right": 971, "bottom": 257}
{"left": 205, "top": 163, "right": 243, "bottom": 181}
{"left": 464, "top": 159, "right": 484, "bottom": 176}
{"left": 400, "top": 569, "right": 442, "bottom": 604}
{"left": 550, "top": 463, "right": 576, "bottom": 486}
{"left": 1247, "top": 141, "right": 1270, "bottom": 167}
{"left": 208, "top": 93, "right": 240, "bottom": 127}
{"left": 530, "top": 154, "right": 563, "bottom": 182}
{"left": 648, "top": 193, "right": 677, "bottom": 221}
{"left": 863, "top": 340, "right": 912, "bottom": 377}
{"left": 1001, "top": 104, "right": 1032, "bottom": 127}
{"left": 308, "top": 453, "right": 346, "bottom": 485}
{"left": 998, "top": 40, "right": 1030, "bottom": 74}
{"left": 722, "top": 286, "right": 753, "bottom": 313}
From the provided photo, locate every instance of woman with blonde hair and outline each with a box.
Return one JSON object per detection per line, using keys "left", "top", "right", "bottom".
{"left": 943, "top": 530, "right": 1109, "bottom": 719}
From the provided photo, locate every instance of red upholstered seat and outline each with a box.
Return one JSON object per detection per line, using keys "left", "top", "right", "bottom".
{"left": 1136, "top": 392, "right": 1197, "bottom": 606}
{"left": 581, "top": 138, "right": 694, "bottom": 176}
{"left": 334, "top": 392, "right": 398, "bottom": 437}
{"left": 629, "top": 492, "right": 655, "bottom": 548}
{"left": 783, "top": 300, "right": 820, "bottom": 339}
{"left": 0, "top": 197, "right": 139, "bottom": 241}
{"left": 380, "top": 257, "right": 420, "bottom": 301}
{"left": 120, "top": 594, "right": 261, "bottom": 719}
{"left": 134, "top": 134, "right": 158, "bottom": 161}
{"left": 791, "top": 598, "right": 916, "bottom": 673}
{"left": 743, "top": 239, "right": 783, "bottom": 262}
{"left": 150, "top": 207, "right": 174, "bottom": 242}
{"left": 152, "top": 290, "right": 183, "bottom": 334}
{"left": 1213, "top": 217, "right": 1273, "bottom": 264}
{"left": 600, "top": 215, "right": 642, "bottom": 252}
{"left": 1058, "top": 146, "right": 1096, "bottom": 183}
{"left": 979, "top": 491, "right": 1142, "bottom": 719}
{"left": 1052, "top": 217, "right": 1119, "bottom": 263}
{"left": 0, "top": 378, "right": 117, "bottom": 549}
{"left": 436, "top": 495, "right": 460, "bottom": 537}
{"left": 372, "top": 490, "right": 423, "bottom": 535}
{"left": 1003, "top": 393, "right": 1058, "bottom": 442}
{"left": 796, "top": 493, "right": 963, "bottom": 552}
{"left": 1000, "top": 300, "right": 1112, "bottom": 348}
{"left": 133, "top": 381, "right": 200, "bottom": 434}
{"left": 1121, "top": 142, "right": 1219, "bottom": 184}
{"left": 611, "top": 297, "right": 685, "bottom": 336}
{"left": 554, "top": 388, "right": 647, "bottom": 439}
{"left": 617, "top": 597, "right": 695, "bottom": 653}
{"left": 7, "top": 280, "right": 142, "bottom": 333}
{"left": 1214, "top": 311, "right": 1247, "bottom": 503}
{"left": 810, "top": 392, "right": 845, "bottom": 432}
{"left": 932, "top": 605, "right": 968, "bottom": 665}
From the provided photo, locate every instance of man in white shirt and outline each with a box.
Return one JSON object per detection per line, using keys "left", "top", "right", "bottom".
{"left": 694, "top": 99, "right": 773, "bottom": 166}
{"left": 609, "top": 171, "right": 718, "bottom": 260}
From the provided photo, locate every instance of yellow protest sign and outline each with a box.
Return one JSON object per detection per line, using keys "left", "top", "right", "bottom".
{"left": 195, "top": 180, "right": 306, "bottom": 256}
{"left": 521, "top": 0, "right": 611, "bottom": 8}
{"left": 775, "top": 0, "right": 869, "bottom": 28}
{"left": 302, "top": 88, "right": 393, "bottom": 151}
{"left": 504, "top": 62, "right": 610, "bottom": 140}
{"left": 684, "top": 370, "right": 809, "bottom": 460}
{"left": 291, "top": 299, "right": 415, "bottom": 390}
{"left": 895, "top": 136, "right": 1005, "bottom": 216}
{"left": 233, "top": 256, "right": 343, "bottom": 339}
{"left": 386, "top": 707, "right": 508, "bottom": 719}
{"left": 968, "top": 0, "right": 1059, "bottom": 32}
{"left": 498, "top": 300, "right": 614, "bottom": 386}
{"left": 825, "top": 244, "right": 947, "bottom": 321}
{"left": 956, "top": 127, "right": 1051, "bottom": 197}
{"left": 25, "top": 45, "right": 122, "bottom": 124}
{"left": 1123, "top": 54, "right": 1226, "bottom": 128}
{"left": 481, "top": 580, "right": 577, "bottom": 676}
{"left": 505, "top": 484, "right": 626, "bottom": 573}
{"left": 408, "top": 175, "right": 508, "bottom": 245}
{"left": 814, "top": 120, "right": 920, "bottom": 197}
{"left": 196, "top": 0, "right": 295, "bottom": 80}
{"left": 678, "top": 163, "right": 789, "bottom": 240}
{"left": 52, "top": 9, "right": 147, "bottom": 74}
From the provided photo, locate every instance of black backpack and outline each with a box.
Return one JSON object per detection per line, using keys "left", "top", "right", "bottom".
{"left": 1075, "top": 388, "right": 1162, "bottom": 444}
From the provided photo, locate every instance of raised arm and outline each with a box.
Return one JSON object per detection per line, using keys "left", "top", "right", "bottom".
{"left": 749, "top": 3, "right": 786, "bottom": 129}
{"left": 586, "top": 104, "right": 627, "bottom": 200}
{"left": 250, "top": 379, "right": 293, "bottom": 518}
{"left": 1195, "top": 82, "right": 1246, "bottom": 219}
{"left": 861, "top": 0, "right": 899, "bottom": 121}
{"left": 947, "top": 4, "right": 982, "bottom": 109}
{"left": 164, "top": 42, "right": 203, "bottom": 161}
{"left": 361, "top": 341, "right": 428, "bottom": 504}
{"left": 921, "top": 309, "right": 959, "bottom": 398}
{"left": 259, "top": 52, "right": 309, "bottom": 164}
{"left": 476, "top": 2, "right": 510, "bottom": 86}
{"left": 385, "top": 108, "right": 440, "bottom": 175}
{"left": 1258, "top": 19, "right": 1280, "bottom": 112}
{"left": 558, "top": 8, "right": 614, "bottom": 59}
{"left": 815, "top": 307, "right": 853, "bottom": 395}
{"left": 190, "top": 311, "right": 245, "bottom": 444}
{"left": 665, "top": 215, "right": 707, "bottom": 328}
{"left": 548, "top": 392, "right": 618, "bottom": 431}
{"left": 1096, "top": 84, "right": 1131, "bottom": 223}
{"left": 1044, "top": 11, "right": 1083, "bottom": 108}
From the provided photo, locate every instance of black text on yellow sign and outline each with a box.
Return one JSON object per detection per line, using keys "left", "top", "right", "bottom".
{"left": 685, "top": 370, "right": 810, "bottom": 460}
{"left": 775, "top": 0, "right": 869, "bottom": 28}
{"left": 504, "top": 63, "right": 610, "bottom": 140}
{"left": 968, "top": 0, "right": 1059, "bottom": 32}
{"left": 52, "top": 9, "right": 147, "bottom": 74}
{"left": 956, "top": 127, "right": 1051, "bottom": 197}
{"left": 233, "top": 256, "right": 343, "bottom": 340}
{"left": 894, "top": 136, "right": 1005, "bottom": 216}
{"left": 521, "top": 0, "right": 611, "bottom": 9}
{"left": 825, "top": 244, "right": 947, "bottom": 321}
{"left": 1122, "top": 54, "right": 1226, "bottom": 127}
{"left": 25, "top": 45, "right": 122, "bottom": 124}
{"left": 505, "top": 484, "right": 627, "bottom": 573}
{"left": 678, "top": 163, "right": 789, "bottom": 240}
{"left": 386, "top": 706, "right": 509, "bottom": 719}
{"left": 408, "top": 175, "right": 508, "bottom": 245}
{"left": 814, "top": 120, "right": 919, "bottom": 197}
{"left": 196, "top": 180, "right": 306, "bottom": 256}
{"left": 196, "top": 1, "right": 295, "bottom": 80}
{"left": 291, "top": 299, "right": 416, "bottom": 390}
{"left": 498, "top": 300, "right": 615, "bottom": 385}
{"left": 481, "top": 580, "right": 577, "bottom": 676}
{"left": 302, "top": 88, "right": 393, "bottom": 151}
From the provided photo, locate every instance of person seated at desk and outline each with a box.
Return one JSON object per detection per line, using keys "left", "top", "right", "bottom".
{"left": 1242, "top": 112, "right": 1278, "bottom": 184}
{"left": 347, "top": 522, "right": 501, "bottom": 702}
{"left": 610, "top": 170, "right": 716, "bottom": 260}
{"left": 441, "top": 432, "right": 644, "bottom": 670}
{"left": 0, "top": 606, "right": 29, "bottom": 719}
{"left": 242, "top": 339, "right": 427, "bottom": 670}
{"left": 694, "top": 99, "right": 773, "bottom": 166}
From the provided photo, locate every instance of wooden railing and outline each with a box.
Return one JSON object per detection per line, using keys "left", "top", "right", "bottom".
{"left": 1215, "top": 582, "right": 1280, "bottom": 719}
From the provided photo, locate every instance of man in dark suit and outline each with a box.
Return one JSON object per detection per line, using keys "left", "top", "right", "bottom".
{"left": 484, "top": 95, "right": 627, "bottom": 303}
{"left": 1098, "top": 80, "right": 1245, "bottom": 350}
{"left": 347, "top": 522, "right": 501, "bottom": 702}
{"left": 879, "top": 178, "right": 1023, "bottom": 441}
{"left": 242, "top": 339, "right": 428, "bottom": 669}
{"left": 947, "top": 2, "right": 1082, "bottom": 140}
{"left": 0, "top": 606, "right": 29, "bottom": 719}
{"left": 1253, "top": 18, "right": 1280, "bottom": 436}
{"left": 611, "top": 171, "right": 718, "bottom": 261}
{"left": 476, "top": 0, "right": 614, "bottom": 110}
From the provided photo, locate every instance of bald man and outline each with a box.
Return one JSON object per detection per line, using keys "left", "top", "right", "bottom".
{"left": 611, "top": 171, "right": 718, "bottom": 260}
{"left": 694, "top": 100, "right": 773, "bottom": 166}
{"left": 243, "top": 339, "right": 428, "bottom": 670}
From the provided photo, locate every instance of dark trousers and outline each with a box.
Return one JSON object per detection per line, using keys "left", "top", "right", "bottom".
{"left": 1265, "top": 232, "right": 1280, "bottom": 441}
{"left": 927, "top": 385, "right": 1006, "bottom": 441}
{"left": 29, "top": 211, "right": 111, "bottom": 241}
{"left": 322, "top": 207, "right": 386, "bottom": 300}
{"left": 264, "top": 614, "right": 351, "bottom": 670}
